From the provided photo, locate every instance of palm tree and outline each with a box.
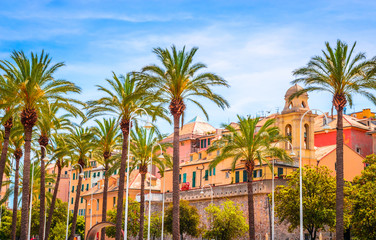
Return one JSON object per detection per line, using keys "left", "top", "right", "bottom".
{"left": 139, "top": 45, "right": 229, "bottom": 239}
{"left": 44, "top": 133, "right": 71, "bottom": 240}
{"left": 290, "top": 40, "right": 376, "bottom": 239}
{"left": 9, "top": 121, "right": 24, "bottom": 240}
{"left": 208, "top": 116, "right": 291, "bottom": 240}
{"left": 86, "top": 72, "right": 167, "bottom": 239}
{"left": 0, "top": 50, "right": 82, "bottom": 239}
{"left": 128, "top": 124, "right": 170, "bottom": 240}
{"left": 91, "top": 118, "right": 121, "bottom": 240}
{"left": 0, "top": 75, "right": 18, "bottom": 194}
{"left": 67, "top": 126, "right": 95, "bottom": 240}
{"left": 36, "top": 101, "right": 80, "bottom": 240}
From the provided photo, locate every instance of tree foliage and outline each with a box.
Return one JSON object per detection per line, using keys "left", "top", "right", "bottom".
{"left": 164, "top": 200, "right": 201, "bottom": 238}
{"left": 351, "top": 154, "right": 376, "bottom": 239}
{"left": 274, "top": 166, "right": 351, "bottom": 240}
{"left": 143, "top": 211, "right": 163, "bottom": 240}
{"left": 106, "top": 199, "right": 141, "bottom": 238}
{"left": 204, "top": 201, "right": 248, "bottom": 240}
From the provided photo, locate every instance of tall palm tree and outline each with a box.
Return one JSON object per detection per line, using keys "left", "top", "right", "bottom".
{"left": 128, "top": 124, "right": 170, "bottom": 240}
{"left": 0, "top": 50, "right": 82, "bottom": 239}
{"left": 290, "top": 40, "right": 376, "bottom": 239}
{"left": 67, "top": 126, "right": 95, "bottom": 240}
{"left": 44, "top": 133, "right": 71, "bottom": 240}
{"left": 9, "top": 120, "right": 24, "bottom": 240}
{"left": 87, "top": 72, "right": 167, "bottom": 239}
{"left": 91, "top": 118, "right": 121, "bottom": 240}
{"left": 0, "top": 75, "right": 18, "bottom": 194}
{"left": 36, "top": 101, "right": 81, "bottom": 240}
{"left": 139, "top": 45, "right": 229, "bottom": 239}
{"left": 208, "top": 116, "right": 291, "bottom": 240}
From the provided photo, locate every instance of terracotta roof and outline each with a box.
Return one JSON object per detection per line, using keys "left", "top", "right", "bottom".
{"left": 162, "top": 116, "right": 216, "bottom": 142}
{"left": 315, "top": 114, "right": 375, "bottom": 132}
{"left": 315, "top": 145, "right": 336, "bottom": 160}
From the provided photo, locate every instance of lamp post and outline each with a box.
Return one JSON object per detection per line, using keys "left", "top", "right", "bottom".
{"left": 27, "top": 161, "right": 35, "bottom": 240}
{"left": 200, "top": 184, "right": 213, "bottom": 205}
{"left": 299, "top": 109, "right": 330, "bottom": 240}
{"left": 147, "top": 143, "right": 163, "bottom": 240}
{"left": 88, "top": 197, "right": 96, "bottom": 229}
{"left": 270, "top": 141, "right": 296, "bottom": 240}
{"left": 65, "top": 164, "right": 84, "bottom": 240}
{"left": 41, "top": 145, "right": 50, "bottom": 239}
{"left": 124, "top": 108, "right": 152, "bottom": 240}
{"left": 161, "top": 172, "right": 166, "bottom": 240}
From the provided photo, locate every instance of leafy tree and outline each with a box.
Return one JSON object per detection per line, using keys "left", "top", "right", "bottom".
{"left": 274, "top": 166, "right": 351, "bottom": 240}
{"left": 0, "top": 50, "right": 82, "bottom": 239}
{"left": 139, "top": 45, "right": 229, "bottom": 239}
{"left": 291, "top": 40, "right": 376, "bottom": 239}
{"left": 86, "top": 72, "right": 166, "bottom": 239}
{"left": 91, "top": 118, "right": 121, "bottom": 240}
{"left": 143, "top": 212, "right": 163, "bottom": 240}
{"left": 204, "top": 201, "right": 248, "bottom": 240}
{"left": 351, "top": 154, "right": 376, "bottom": 239}
{"left": 208, "top": 116, "right": 291, "bottom": 239}
{"left": 165, "top": 200, "right": 201, "bottom": 238}
{"left": 0, "top": 207, "right": 12, "bottom": 239}
{"left": 106, "top": 199, "right": 140, "bottom": 238}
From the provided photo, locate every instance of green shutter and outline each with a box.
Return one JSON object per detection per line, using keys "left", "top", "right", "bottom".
{"left": 213, "top": 167, "right": 216, "bottom": 176}
{"left": 73, "top": 173, "right": 75, "bottom": 180}
{"left": 72, "top": 186, "right": 74, "bottom": 193}
{"left": 93, "top": 172, "right": 96, "bottom": 178}
{"left": 81, "top": 184, "right": 84, "bottom": 191}
{"left": 243, "top": 170, "right": 248, "bottom": 182}
{"left": 253, "top": 170, "right": 257, "bottom": 178}
{"left": 192, "top": 171, "right": 196, "bottom": 187}
{"left": 179, "top": 174, "right": 181, "bottom": 183}
{"left": 235, "top": 171, "right": 240, "bottom": 183}
{"left": 204, "top": 170, "right": 209, "bottom": 180}
{"left": 209, "top": 169, "right": 212, "bottom": 176}
{"left": 81, "top": 197, "right": 83, "bottom": 203}
{"left": 86, "top": 184, "right": 89, "bottom": 191}
{"left": 183, "top": 173, "right": 187, "bottom": 183}
{"left": 71, "top": 198, "right": 73, "bottom": 204}
{"left": 278, "top": 168, "right": 283, "bottom": 176}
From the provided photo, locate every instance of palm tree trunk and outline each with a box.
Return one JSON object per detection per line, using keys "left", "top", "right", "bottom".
{"left": 101, "top": 163, "right": 109, "bottom": 240}
{"left": 0, "top": 117, "right": 12, "bottom": 193}
{"left": 247, "top": 169, "right": 255, "bottom": 240}
{"left": 11, "top": 153, "right": 21, "bottom": 240}
{"left": 115, "top": 122, "right": 129, "bottom": 240}
{"left": 172, "top": 114, "right": 180, "bottom": 240}
{"left": 19, "top": 125, "right": 33, "bottom": 240}
{"left": 139, "top": 172, "right": 146, "bottom": 240}
{"left": 38, "top": 143, "right": 47, "bottom": 240}
{"left": 69, "top": 170, "right": 83, "bottom": 240}
{"left": 45, "top": 162, "right": 62, "bottom": 240}
{"left": 335, "top": 107, "right": 344, "bottom": 240}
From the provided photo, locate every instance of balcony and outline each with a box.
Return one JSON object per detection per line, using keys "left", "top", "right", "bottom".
{"left": 136, "top": 193, "right": 163, "bottom": 202}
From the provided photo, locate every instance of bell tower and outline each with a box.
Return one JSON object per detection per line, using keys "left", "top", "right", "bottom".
{"left": 275, "top": 84, "right": 316, "bottom": 165}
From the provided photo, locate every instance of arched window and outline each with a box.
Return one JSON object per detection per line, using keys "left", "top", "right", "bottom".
{"left": 288, "top": 102, "right": 293, "bottom": 109}
{"left": 304, "top": 124, "right": 309, "bottom": 149}
{"left": 301, "top": 101, "right": 306, "bottom": 108}
{"left": 285, "top": 124, "right": 292, "bottom": 149}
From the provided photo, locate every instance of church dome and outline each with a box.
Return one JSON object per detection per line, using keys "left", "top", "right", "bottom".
{"left": 284, "top": 84, "right": 308, "bottom": 98}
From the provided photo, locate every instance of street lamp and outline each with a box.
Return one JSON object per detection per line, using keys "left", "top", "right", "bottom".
{"left": 299, "top": 109, "right": 330, "bottom": 240}
{"left": 41, "top": 145, "right": 50, "bottom": 239}
{"left": 270, "top": 141, "right": 296, "bottom": 240}
{"left": 65, "top": 164, "right": 84, "bottom": 240}
{"left": 124, "top": 108, "right": 152, "bottom": 240}
{"left": 161, "top": 170, "right": 166, "bottom": 240}
{"left": 200, "top": 184, "right": 213, "bottom": 205}
{"left": 27, "top": 161, "right": 35, "bottom": 240}
{"left": 147, "top": 143, "right": 163, "bottom": 240}
{"left": 88, "top": 197, "right": 96, "bottom": 229}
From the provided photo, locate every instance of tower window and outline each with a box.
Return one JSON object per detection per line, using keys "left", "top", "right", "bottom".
{"left": 304, "top": 124, "right": 309, "bottom": 150}
{"left": 285, "top": 124, "right": 292, "bottom": 149}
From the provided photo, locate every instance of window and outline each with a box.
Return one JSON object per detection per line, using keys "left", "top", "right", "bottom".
{"left": 97, "top": 199, "right": 100, "bottom": 211}
{"left": 81, "top": 197, "right": 83, "bottom": 203}
{"left": 71, "top": 198, "right": 74, "bottom": 204}
{"left": 192, "top": 171, "right": 196, "bottom": 187}
{"left": 179, "top": 174, "right": 181, "bottom": 184}
{"left": 200, "top": 139, "right": 207, "bottom": 148}
{"left": 285, "top": 124, "right": 292, "bottom": 149}
{"left": 213, "top": 167, "right": 216, "bottom": 176}
{"left": 356, "top": 147, "right": 361, "bottom": 154}
{"left": 84, "top": 171, "right": 87, "bottom": 178}
{"left": 204, "top": 170, "right": 209, "bottom": 181}
{"left": 209, "top": 169, "right": 212, "bottom": 176}
{"left": 114, "top": 170, "right": 117, "bottom": 175}
{"left": 72, "top": 186, "right": 74, "bottom": 193}
{"left": 190, "top": 156, "right": 193, "bottom": 162}
{"left": 88, "top": 171, "right": 91, "bottom": 178}
{"left": 235, "top": 171, "right": 240, "bottom": 183}
{"left": 183, "top": 173, "right": 187, "bottom": 183}
{"left": 73, "top": 173, "right": 76, "bottom": 180}
{"left": 208, "top": 138, "right": 211, "bottom": 146}
{"left": 216, "top": 150, "right": 220, "bottom": 156}
{"left": 81, "top": 184, "right": 84, "bottom": 191}
{"left": 113, "top": 197, "right": 116, "bottom": 207}
{"left": 199, "top": 153, "right": 202, "bottom": 159}
{"left": 278, "top": 168, "right": 284, "bottom": 176}
{"left": 65, "top": 171, "right": 68, "bottom": 175}
{"left": 243, "top": 170, "right": 248, "bottom": 182}
{"left": 225, "top": 172, "right": 230, "bottom": 178}
{"left": 253, "top": 170, "right": 257, "bottom": 178}
{"left": 93, "top": 173, "right": 96, "bottom": 178}
{"left": 304, "top": 124, "right": 309, "bottom": 149}
{"left": 86, "top": 184, "right": 89, "bottom": 191}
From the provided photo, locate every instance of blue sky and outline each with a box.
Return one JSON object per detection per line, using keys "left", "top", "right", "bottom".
{"left": 2, "top": 0, "right": 376, "bottom": 132}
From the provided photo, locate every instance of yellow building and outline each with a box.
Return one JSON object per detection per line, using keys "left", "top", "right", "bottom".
{"left": 350, "top": 108, "right": 375, "bottom": 119}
